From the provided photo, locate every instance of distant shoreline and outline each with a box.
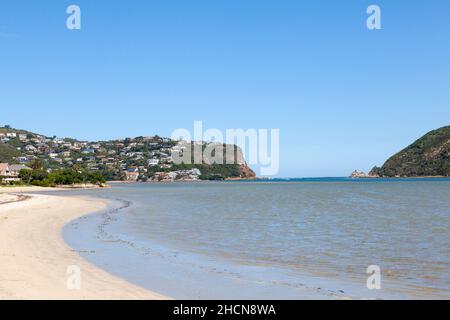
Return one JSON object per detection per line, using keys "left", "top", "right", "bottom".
{"left": 108, "top": 176, "right": 450, "bottom": 184}
{"left": 349, "top": 176, "right": 450, "bottom": 179}
{"left": 2, "top": 176, "right": 450, "bottom": 192}
{"left": 0, "top": 183, "right": 110, "bottom": 191}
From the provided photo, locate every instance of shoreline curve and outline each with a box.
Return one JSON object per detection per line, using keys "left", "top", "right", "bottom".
{"left": 0, "top": 190, "right": 169, "bottom": 300}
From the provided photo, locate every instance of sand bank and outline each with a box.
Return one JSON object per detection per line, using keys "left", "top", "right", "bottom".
{"left": 0, "top": 192, "right": 168, "bottom": 300}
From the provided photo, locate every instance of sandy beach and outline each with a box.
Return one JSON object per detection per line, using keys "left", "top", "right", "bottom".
{"left": 0, "top": 188, "right": 168, "bottom": 300}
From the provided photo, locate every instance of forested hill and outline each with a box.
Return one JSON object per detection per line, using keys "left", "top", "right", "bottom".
{"left": 370, "top": 126, "right": 450, "bottom": 177}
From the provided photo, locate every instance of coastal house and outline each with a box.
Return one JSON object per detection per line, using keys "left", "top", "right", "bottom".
{"left": 148, "top": 158, "right": 159, "bottom": 166}
{"left": 153, "top": 172, "right": 167, "bottom": 181}
{"left": 25, "top": 145, "right": 37, "bottom": 152}
{"left": 160, "top": 156, "right": 173, "bottom": 164}
{"left": 70, "top": 144, "right": 82, "bottom": 151}
{"left": 0, "top": 163, "right": 10, "bottom": 179}
{"left": 17, "top": 156, "right": 30, "bottom": 163}
{"left": 9, "top": 164, "right": 31, "bottom": 176}
{"left": 82, "top": 148, "right": 95, "bottom": 154}
{"left": 87, "top": 163, "right": 99, "bottom": 170}
{"left": 0, "top": 163, "right": 31, "bottom": 182}
{"left": 167, "top": 172, "right": 178, "bottom": 180}
{"left": 125, "top": 167, "right": 139, "bottom": 181}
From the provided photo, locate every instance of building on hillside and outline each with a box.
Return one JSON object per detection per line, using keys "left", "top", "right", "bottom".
{"left": 125, "top": 167, "right": 139, "bottom": 181}
{"left": 0, "top": 163, "right": 31, "bottom": 182}
{"left": 0, "top": 163, "right": 9, "bottom": 178}
{"left": 17, "top": 156, "right": 30, "bottom": 163}
{"left": 125, "top": 171, "right": 139, "bottom": 181}
{"left": 148, "top": 158, "right": 160, "bottom": 166}
{"left": 8, "top": 164, "right": 31, "bottom": 176}
{"left": 25, "top": 145, "right": 37, "bottom": 152}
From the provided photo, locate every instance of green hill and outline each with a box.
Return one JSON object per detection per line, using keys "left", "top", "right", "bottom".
{"left": 0, "top": 143, "right": 21, "bottom": 163}
{"left": 370, "top": 126, "right": 450, "bottom": 177}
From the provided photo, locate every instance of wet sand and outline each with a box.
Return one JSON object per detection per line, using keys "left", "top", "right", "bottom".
{"left": 0, "top": 191, "right": 169, "bottom": 300}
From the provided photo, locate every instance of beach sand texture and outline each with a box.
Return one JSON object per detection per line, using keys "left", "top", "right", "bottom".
{"left": 0, "top": 190, "right": 168, "bottom": 300}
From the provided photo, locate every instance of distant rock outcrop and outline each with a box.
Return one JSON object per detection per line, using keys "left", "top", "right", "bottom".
{"left": 350, "top": 170, "right": 369, "bottom": 178}
{"left": 349, "top": 170, "right": 379, "bottom": 179}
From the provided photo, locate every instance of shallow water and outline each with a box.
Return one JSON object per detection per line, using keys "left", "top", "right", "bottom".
{"left": 62, "top": 180, "right": 450, "bottom": 299}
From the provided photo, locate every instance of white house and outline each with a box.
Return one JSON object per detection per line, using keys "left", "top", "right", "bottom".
{"left": 25, "top": 145, "right": 37, "bottom": 152}
{"left": 148, "top": 158, "right": 160, "bottom": 166}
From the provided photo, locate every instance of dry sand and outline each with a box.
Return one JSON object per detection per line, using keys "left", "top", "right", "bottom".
{"left": 0, "top": 190, "right": 169, "bottom": 300}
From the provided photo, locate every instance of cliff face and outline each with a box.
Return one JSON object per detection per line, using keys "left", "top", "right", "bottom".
{"left": 232, "top": 146, "right": 256, "bottom": 179}
{"left": 190, "top": 142, "right": 256, "bottom": 179}
{"left": 238, "top": 164, "right": 256, "bottom": 179}
{"left": 370, "top": 126, "right": 450, "bottom": 177}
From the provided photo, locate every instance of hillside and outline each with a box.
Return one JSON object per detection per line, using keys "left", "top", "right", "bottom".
{"left": 0, "top": 143, "right": 20, "bottom": 163}
{"left": 370, "top": 126, "right": 450, "bottom": 177}
{"left": 0, "top": 126, "right": 255, "bottom": 181}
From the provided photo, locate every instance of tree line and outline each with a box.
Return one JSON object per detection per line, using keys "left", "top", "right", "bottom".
{"left": 14, "top": 160, "right": 106, "bottom": 186}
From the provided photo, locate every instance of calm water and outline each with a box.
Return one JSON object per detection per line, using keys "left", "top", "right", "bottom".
{"left": 63, "top": 180, "right": 450, "bottom": 299}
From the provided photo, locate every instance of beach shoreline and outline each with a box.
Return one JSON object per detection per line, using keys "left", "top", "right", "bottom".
{"left": 2, "top": 183, "right": 448, "bottom": 300}
{"left": 0, "top": 188, "right": 169, "bottom": 300}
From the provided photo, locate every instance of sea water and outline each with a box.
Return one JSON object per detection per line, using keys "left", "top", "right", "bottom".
{"left": 62, "top": 179, "right": 450, "bottom": 299}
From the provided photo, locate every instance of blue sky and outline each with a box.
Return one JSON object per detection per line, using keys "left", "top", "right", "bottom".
{"left": 1, "top": 0, "right": 449, "bottom": 177}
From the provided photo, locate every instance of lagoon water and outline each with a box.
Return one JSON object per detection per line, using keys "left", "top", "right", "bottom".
{"left": 62, "top": 180, "right": 450, "bottom": 299}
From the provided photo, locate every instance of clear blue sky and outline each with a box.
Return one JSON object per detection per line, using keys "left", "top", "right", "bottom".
{"left": 1, "top": 1, "right": 449, "bottom": 177}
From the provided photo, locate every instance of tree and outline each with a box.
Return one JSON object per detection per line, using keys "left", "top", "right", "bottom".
{"left": 30, "top": 159, "right": 44, "bottom": 170}
{"left": 19, "top": 169, "right": 33, "bottom": 184}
